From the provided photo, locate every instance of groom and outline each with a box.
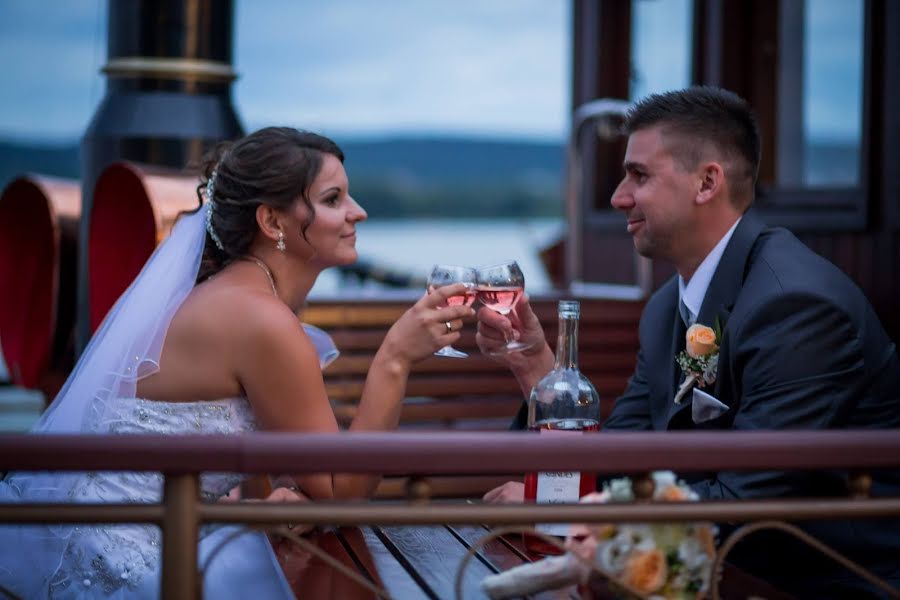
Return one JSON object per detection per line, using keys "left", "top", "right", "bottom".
{"left": 477, "top": 86, "right": 900, "bottom": 596}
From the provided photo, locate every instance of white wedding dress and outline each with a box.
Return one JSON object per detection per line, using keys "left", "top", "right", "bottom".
{"left": 0, "top": 205, "right": 340, "bottom": 599}
{"left": 0, "top": 396, "right": 296, "bottom": 599}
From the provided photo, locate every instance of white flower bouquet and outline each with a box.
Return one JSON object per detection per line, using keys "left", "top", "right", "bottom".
{"left": 480, "top": 472, "right": 717, "bottom": 600}
{"left": 571, "top": 471, "right": 717, "bottom": 599}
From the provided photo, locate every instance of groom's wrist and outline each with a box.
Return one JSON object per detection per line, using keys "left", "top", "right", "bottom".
{"left": 510, "top": 343, "right": 554, "bottom": 391}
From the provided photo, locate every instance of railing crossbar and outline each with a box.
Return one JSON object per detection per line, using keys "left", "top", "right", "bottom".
{"left": 3, "top": 431, "right": 900, "bottom": 474}
{"left": 3, "top": 497, "right": 899, "bottom": 526}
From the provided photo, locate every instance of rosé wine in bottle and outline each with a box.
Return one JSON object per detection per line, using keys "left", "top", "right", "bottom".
{"left": 523, "top": 301, "right": 601, "bottom": 555}
{"left": 476, "top": 286, "right": 523, "bottom": 315}
{"left": 523, "top": 418, "right": 600, "bottom": 555}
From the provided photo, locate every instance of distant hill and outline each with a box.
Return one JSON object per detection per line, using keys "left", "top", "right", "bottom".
{"left": 0, "top": 136, "right": 565, "bottom": 218}
{"left": 0, "top": 136, "right": 860, "bottom": 217}
{"left": 0, "top": 140, "right": 80, "bottom": 185}
{"left": 340, "top": 137, "right": 564, "bottom": 185}
{"left": 339, "top": 136, "right": 565, "bottom": 217}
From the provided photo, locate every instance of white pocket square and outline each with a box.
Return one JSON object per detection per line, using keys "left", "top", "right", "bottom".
{"left": 692, "top": 388, "right": 729, "bottom": 423}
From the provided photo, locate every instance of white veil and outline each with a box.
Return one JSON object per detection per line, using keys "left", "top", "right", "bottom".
{"left": 38, "top": 205, "right": 209, "bottom": 434}
{"left": 0, "top": 201, "right": 340, "bottom": 597}
{"left": 17, "top": 201, "right": 337, "bottom": 438}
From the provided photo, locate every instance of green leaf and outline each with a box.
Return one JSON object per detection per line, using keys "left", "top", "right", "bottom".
{"left": 713, "top": 316, "right": 723, "bottom": 344}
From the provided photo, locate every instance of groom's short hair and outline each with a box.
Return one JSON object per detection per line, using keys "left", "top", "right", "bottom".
{"left": 625, "top": 86, "right": 761, "bottom": 209}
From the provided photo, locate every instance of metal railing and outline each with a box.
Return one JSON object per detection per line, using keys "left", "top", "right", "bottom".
{"left": 2, "top": 430, "right": 899, "bottom": 598}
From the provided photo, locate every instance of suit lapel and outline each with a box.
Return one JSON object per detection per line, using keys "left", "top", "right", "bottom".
{"left": 646, "top": 282, "right": 682, "bottom": 430}
{"left": 651, "top": 283, "right": 687, "bottom": 428}
{"left": 667, "top": 210, "right": 766, "bottom": 428}
{"left": 669, "top": 303, "right": 686, "bottom": 398}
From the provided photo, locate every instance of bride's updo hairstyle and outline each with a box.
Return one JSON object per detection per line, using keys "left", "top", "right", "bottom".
{"left": 196, "top": 126, "right": 344, "bottom": 282}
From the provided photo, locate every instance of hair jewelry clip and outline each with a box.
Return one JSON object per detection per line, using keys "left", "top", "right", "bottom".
{"left": 205, "top": 169, "right": 225, "bottom": 251}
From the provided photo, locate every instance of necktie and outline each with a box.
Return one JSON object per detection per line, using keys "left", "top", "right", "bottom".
{"left": 679, "top": 299, "right": 692, "bottom": 328}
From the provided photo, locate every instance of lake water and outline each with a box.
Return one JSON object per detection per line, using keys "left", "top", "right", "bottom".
{"left": 0, "top": 218, "right": 568, "bottom": 396}
{"left": 309, "top": 218, "right": 566, "bottom": 297}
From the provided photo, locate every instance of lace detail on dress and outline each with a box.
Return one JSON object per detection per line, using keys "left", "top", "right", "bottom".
{"left": 45, "top": 396, "right": 257, "bottom": 597}
{"left": 47, "top": 523, "right": 162, "bottom": 596}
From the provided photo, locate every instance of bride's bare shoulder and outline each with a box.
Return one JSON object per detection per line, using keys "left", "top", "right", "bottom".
{"left": 173, "top": 278, "right": 298, "bottom": 341}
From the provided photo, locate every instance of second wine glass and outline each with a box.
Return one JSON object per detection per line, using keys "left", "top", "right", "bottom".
{"left": 475, "top": 260, "right": 532, "bottom": 354}
{"left": 427, "top": 265, "right": 477, "bottom": 358}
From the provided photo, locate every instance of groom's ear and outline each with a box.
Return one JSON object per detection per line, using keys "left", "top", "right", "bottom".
{"left": 255, "top": 204, "right": 283, "bottom": 243}
{"left": 695, "top": 162, "right": 725, "bottom": 206}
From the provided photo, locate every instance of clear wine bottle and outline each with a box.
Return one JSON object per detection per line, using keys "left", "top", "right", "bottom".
{"left": 523, "top": 300, "right": 601, "bottom": 554}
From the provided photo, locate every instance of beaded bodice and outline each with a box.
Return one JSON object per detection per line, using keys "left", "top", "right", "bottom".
{"left": 84, "top": 396, "right": 257, "bottom": 499}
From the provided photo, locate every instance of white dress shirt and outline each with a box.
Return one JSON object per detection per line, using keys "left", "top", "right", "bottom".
{"left": 678, "top": 217, "right": 742, "bottom": 327}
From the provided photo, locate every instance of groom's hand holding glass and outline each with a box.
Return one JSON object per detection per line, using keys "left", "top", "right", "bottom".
{"left": 475, "top": 293, "right": 555, "bottom": 399}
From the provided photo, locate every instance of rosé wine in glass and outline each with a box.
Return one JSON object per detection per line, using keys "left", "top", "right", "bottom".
{"left": 476, "top": 286, "right": 523, "bottom": 315}
{"left": 429, "top": 287, "right": 478, "bottom": 308}
{"left": 427, "top": 265, "right": 477, "bottom": 359}
{"left": 475, "top": 260, "right": 533, "bottom": 354}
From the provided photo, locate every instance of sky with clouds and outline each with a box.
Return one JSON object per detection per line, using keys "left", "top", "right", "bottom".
{"left": 0, "top": 0, "right": 863, "bottom": 143}
{"left": 0, "top": 0, "right": 570, "bottom": 142}
{"left": 234, "top": 0, "right": 570, "bottom": 140}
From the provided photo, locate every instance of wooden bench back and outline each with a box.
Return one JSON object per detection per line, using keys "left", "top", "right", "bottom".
{"left": 240, "top": 295, "right": 644, "bottom": 499}
{"left": 303, "top": 295, "right": 644, "bottom": 429}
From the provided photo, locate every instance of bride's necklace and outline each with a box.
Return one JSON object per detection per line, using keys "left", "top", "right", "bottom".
{"left": 242, "top": 256, "right": 278, "bottom": 298}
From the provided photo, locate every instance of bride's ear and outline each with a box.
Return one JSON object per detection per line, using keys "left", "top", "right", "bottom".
{"left": 255, "top": 204, "right": 283, "bottom": 244}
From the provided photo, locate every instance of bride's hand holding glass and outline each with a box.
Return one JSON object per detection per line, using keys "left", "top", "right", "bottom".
{"left": 426, "top": 265, "right": 478, "bottom": 358}
{"left": 381, "top": 281, "right": 475, "bottom": 366}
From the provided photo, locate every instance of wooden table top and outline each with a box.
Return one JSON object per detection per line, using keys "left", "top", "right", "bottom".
{"left": 276, "top": 524, "right": 576, "bottom": 600}
{"left": 272, "top": 523, "right": 795, "bottom": 600}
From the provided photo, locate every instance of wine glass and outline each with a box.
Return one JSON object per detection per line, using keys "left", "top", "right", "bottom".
{"left": 475, "top": 260, "right": 532, "bottom": 354}
{"left": 427, "top": 265, "right": 477, "bottom": 358}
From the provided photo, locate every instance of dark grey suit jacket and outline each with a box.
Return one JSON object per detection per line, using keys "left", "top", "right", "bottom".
{"left": 603, "top": 211, "right": 900, "bottom": 596}
{"left": 606, "top": 210, "right": 900, "bottom": 432}
{"left": 513, "top": 210, "right": 900, "bottom": 595}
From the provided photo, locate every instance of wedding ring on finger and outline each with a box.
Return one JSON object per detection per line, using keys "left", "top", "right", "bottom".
{"left": 445, "top": 321, "right": 453, "bottom": 333}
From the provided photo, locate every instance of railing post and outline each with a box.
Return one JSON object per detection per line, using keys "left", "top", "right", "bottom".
{"left": 631, "top": 472, "right": 655, "bottom": 501}
{"left": 848, "top": 471, "right": 873, "bottom": 498}
{"left": 162, "top": 473, "right": 200, "bottom": 599}
{"left": 405, "top": 476, "right": 433, "bottom": 504}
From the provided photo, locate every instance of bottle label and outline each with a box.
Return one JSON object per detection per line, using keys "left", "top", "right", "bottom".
{"left": 534, "top": 429, "right": 580, "bottom": 537}
{"left": 535, "top": 471, "right": 580, "bottom": 536}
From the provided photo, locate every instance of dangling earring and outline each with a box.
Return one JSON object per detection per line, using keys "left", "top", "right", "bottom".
{"left": 276, "top": 231, "right": 286, "bottom": 252}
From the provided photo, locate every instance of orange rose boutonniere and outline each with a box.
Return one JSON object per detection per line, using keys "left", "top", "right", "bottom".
{"left": 674, "top": 319, "right": 722, "bottom": 404}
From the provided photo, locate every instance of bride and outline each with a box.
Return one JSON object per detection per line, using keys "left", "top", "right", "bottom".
{"left": 0, "top": 127, "right": 474, "bottom": 598}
